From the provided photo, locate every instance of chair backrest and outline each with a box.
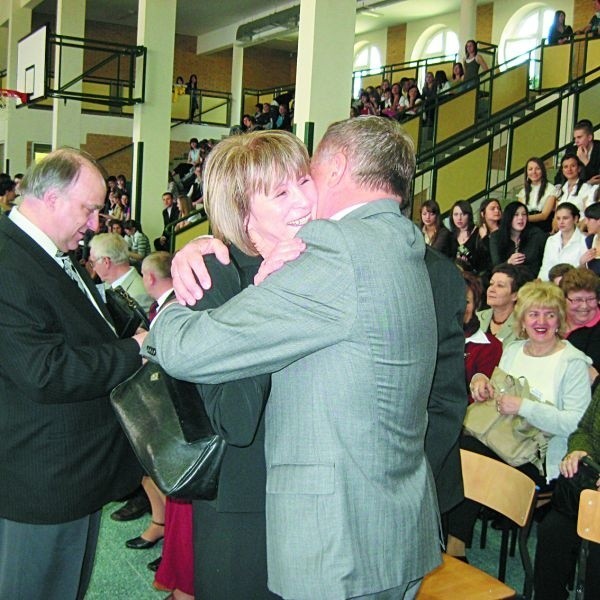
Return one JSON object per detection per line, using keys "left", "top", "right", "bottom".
{"left": 460, "top": 449, "right": 537, "bottom": 526}
{"left": 578, "top": 489, "right": 600, "bottom": 544}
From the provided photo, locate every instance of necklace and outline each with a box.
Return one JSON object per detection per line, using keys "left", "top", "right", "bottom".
{"left": 491, "top": 314, "right": 509, "bottom": 326}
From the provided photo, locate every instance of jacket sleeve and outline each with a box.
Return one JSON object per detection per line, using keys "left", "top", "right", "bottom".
{"left": 568, "top": 385, "right": 600, "bottom": 456}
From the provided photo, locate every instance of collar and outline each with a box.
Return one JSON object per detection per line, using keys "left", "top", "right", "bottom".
{"left": 329, "top": 203, "right": 368, "bottom": 221}
{"left": 9, "top": 206, "right": 60, "bottom": 260}
{"left": 465, "top": 328, "right": 492, "bottom": 345}
{"left": 111, "top": 266, "right": 134, "bottom": 288}
{"left": 157, "top": 287, "right": 175, "bottom": 308}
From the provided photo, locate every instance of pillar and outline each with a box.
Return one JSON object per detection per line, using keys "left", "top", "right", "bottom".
{"left": 132, "top": 0, "right": 177, "bottom": 242}
{"left": 52, "top": 0, "right": 85, "bottom": 150}
{"left": 294, "top": 0, "right": 356, "bottom": 148}
{"left": 230, "top": 43, "right": 244, "bottom": 127}
{"left": 459, "top": 0, "right": 477, "bottom": 49}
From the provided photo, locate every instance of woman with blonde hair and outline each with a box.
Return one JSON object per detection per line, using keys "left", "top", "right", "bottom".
{"left": 447, "top": 280, "right": 592, "bottom": 561}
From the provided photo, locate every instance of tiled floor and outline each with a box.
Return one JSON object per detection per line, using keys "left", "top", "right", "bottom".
{"left": 87, "top": 504, "right": 567, "bottom": 599}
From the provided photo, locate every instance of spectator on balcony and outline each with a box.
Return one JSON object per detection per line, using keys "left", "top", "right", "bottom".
{"left": 120, "top": 192, "right": 131, "bottom": 222}
{"left": 421, "top": 72, "right": 437, "bottom": 126}
{"left": 0, "top": 174, "right": 16, "bottom": 215}
{"left": 562, "top": 120, "right": 600, "bottom": 185}
{"left": 123, "top": 220, "right": 151, "bottom": 263}
{"left": 575, "top": 0, "right": 600, "bottom": 36}
{"left": 463, "top": 40, "right": 488, "bottom": 83}
{"left": 187, "top": 164, "right": 204, "bottom": 207}
{"left": 358, "top": 91, "right": 377, "bottom": 116}
{"left": 242, "top": 114, "right": 258, "bottom": 132}
{"left": 517, "top": 156, "right": 557, "bottom": 233}
{"left": 275, "top": 104, "right": 292, "bottom": 131}
{"left": 435, "top": 70, "right": 451, "bottom": 94}
{"left": 548, "top": 10, "right": 573, "bottom": 45}
{"left": 186, "top": 73, "right": 199, "bottom": 121}
{"left": 555, "top": 153, "right": 596, "bottom": 212}
{"left": 582, "top": 200, "right": 600, "bottom": 275}
{"left": 172, "top": 75, "right": 186, "bottom": 103}
{"left": 421, "top": 199, "right": 456, "bottom": 258}
{"left": 403, "top": 85, "right": 423, "bottom": 118}
{"left": 451, "top": 62, "right": 465, "bottom": 90}
{"left": 255, "top": 102, "right": 275, "bottom": 129}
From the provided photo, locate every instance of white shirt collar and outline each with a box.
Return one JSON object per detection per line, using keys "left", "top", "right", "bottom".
{"left": 111, "top": 266, "right": 134, "bottom": 288}
{"left": 329, "top": 203, "right": 367, "bottom": 221}
{"left": 9, "top": 206, "right": 61, "bottom": 260}
{"left": 157, "top": 287, "right": 174, "bottom": 308}
{"left": 465, "top": 328, "right": 491, "bottom": 345}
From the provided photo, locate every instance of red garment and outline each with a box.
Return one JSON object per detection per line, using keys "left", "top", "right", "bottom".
{"left": 465, "top": 331, "right": 503, "bottom": 403}
{"left": 154, "top": 498, "right": 194, "bottom": 596}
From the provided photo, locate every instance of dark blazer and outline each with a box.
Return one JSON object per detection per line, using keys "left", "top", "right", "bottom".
{"left": 561, "top": 140, "right": 600, "bottom": 182}
{"left": 424, "top": 247, "right": 467, "bottom": 514}
{"left": 0, "top": 215, "right": 142, "bottom": 524}
{"left": 194, "top": 247, "right": 271, "bottom": 512}
{"left": 162, "top": 204, "right": 180, "bottom": 234}
{"left": 489, "top": 225, "right": 547, "bottom": 276}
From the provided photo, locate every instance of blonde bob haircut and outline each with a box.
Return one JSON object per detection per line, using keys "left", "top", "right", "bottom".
{"left": 513, "top": 280, "right": 567, "bottom": 339}
{"left": 203, "top": 130, "right": 310, "bottom": 256}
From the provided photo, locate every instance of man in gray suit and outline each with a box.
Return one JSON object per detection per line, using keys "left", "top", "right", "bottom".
{"left": 143, "top": 117, "right": 441, "bottom": 599}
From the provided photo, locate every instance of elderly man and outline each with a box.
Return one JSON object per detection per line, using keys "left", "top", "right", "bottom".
{"left": 0, "top": 148, "right": 146, "bottom": 599}
{"left": 89, "top": 232, "right": 153, "bottom": 313}
{"left": 143, "top": 118, "right": 441, "bottom": 600}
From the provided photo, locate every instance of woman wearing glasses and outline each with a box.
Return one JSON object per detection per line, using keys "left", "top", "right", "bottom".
{"left": 561, "top": 268, "right": 600, "bottom": 392}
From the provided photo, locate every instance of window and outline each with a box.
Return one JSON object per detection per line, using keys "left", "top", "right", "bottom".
{"left": 353, "top": 43, "right": 382, "bottom": 98}
{"left": 500, "top": 5, "right": 555, "bottom": 80}
{"left": 421, "top": 29, "right": 460, "bottom": 62}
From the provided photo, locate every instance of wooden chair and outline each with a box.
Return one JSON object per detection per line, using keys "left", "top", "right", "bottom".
{"left": 575, "top": 489, "right": 600, "bottom": 599}
{"left": 418, "top": 449, "right": 538, "bottom": 600}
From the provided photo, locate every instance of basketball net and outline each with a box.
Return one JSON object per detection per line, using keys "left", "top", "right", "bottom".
{"left": 0, "top": 89, "right": 29, "bottom": 109}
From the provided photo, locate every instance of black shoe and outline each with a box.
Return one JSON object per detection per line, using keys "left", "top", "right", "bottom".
{"left": 125, "top": 535, "right": 163, "bottom": 550}
{"left": 110, "top": 493, "right": 151, "bottom": 522}
{"left": 147, "top": 557, "right": 162, "bottom": 572}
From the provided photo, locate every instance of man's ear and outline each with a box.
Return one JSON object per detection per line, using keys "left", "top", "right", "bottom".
{"left": 42, "top": 188, "right": 59, "bottom": 209}
{"left": 328, "top": 152, "right": 348, "bottom": 187}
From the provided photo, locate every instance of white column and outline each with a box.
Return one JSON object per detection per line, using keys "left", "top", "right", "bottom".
{"left": 4, "top": 0, "right": 32, "bottom": 173}
{"left": 459, "top": 0, "right": 477, "bottom": 49}
{"left": 230, "top": 43, "right": 244, "bottom": 127}
{"left": 132, "top": 0, "right": 176, "bottom": 242}
{"left": 52, "top": 0, "right": 85, "bottom": 150}
{"left": 294, "top": 0, "right": 356, "bottom": 149}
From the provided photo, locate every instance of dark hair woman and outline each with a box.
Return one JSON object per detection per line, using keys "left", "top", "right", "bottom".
{"left": 450, "top": 200, "right": 480, "bottom": 272}
{"left": 547, "top": 10, "right": 573, "bottom": 45}
{"left": 420, "top": 199, "right": 456, "bottom": 258}
{"left": 489, "top": 201, "right": 548, "bottom": 275}
{"left": 517, "top": 157, "right": 557, "bottom": 232}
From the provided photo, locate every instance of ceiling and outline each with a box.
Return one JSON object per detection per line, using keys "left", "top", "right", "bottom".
{"left": 34, "top": 0, "right": 466, "bottom": 50}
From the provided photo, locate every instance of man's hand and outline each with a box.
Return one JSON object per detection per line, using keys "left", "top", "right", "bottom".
{"left": 254, "top": 239, "right": 306, "bottom": 285}
{"left": 132, "top": 328, "right": 148, "bottom": 349}
{"left": 171, "top": 237, "right": 230, "bottom": 305}
{"left": 587, "top": 174, "right": 600, "bottom": 186}
{"left": 560, "top": 450, "right": 588, "bottom": 478}
{"left": 577, "top": 145, "right": 591, "bottom": 165}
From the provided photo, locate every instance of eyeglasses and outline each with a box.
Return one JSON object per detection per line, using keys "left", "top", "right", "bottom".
{"left": 566, "top": 296, "right": 598, "bottom": 305}
{"left": 88, "top": 256, "right": 107, "bottom": 268}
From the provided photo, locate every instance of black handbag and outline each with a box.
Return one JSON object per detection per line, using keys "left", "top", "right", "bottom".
{"left": 552, "top": 456, "right": 600, "bottom": 519}
{"left": 105, "top": 285, "right": 150, "bottom": 338}
{"left": 110, "top": 361, "right": 227, "bottom": 500}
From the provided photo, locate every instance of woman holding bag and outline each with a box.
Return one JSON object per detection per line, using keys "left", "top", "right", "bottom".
{"left": 446, "top": 281, "right": 592, "bottom": 561}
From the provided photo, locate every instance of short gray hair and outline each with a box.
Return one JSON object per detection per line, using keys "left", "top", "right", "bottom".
{"left": 89, "top": 233, "right": 130, "bottom": 265}
{"left": 313, "top": 116, "right": 415, "bottom": 206}
{"left": 142, "top": 252, "right": 173, "bottom": 281}
{"left": 20, "top": 147, "right": 106, "bottom": 200}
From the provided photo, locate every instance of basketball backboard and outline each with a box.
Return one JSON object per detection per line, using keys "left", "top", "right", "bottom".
{"left": 17, "top": 24, "right": 48, "bottom": 104}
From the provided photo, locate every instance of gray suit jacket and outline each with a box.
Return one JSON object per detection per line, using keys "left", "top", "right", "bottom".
{"left": 113, "top": 267, "right": 153, "bottom": 314}
{"left": 144, "top": 200, "right": 441, "bottom": 599}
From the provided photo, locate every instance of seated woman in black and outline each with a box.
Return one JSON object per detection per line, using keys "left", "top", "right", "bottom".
{"left": 489, "top": 201, "right": 548, "bottom": 276}
{"left": 582, "top": 199, "right": 600, "bottom": 275}
{"left": 449, "top": 200, "right": 480, "bottom": 273}
{"left": 420, "top": 199, "right": 456, "bottom": 258}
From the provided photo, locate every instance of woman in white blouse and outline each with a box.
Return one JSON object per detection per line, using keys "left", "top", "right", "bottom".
{"left": 555, "top": 153, "right": 595, "bottom": 213}
{"left": 517, "top": 157, "right": 557, "bottom": 233}
{"left": 538, "top": 202, "right": 588, "bottom": 280}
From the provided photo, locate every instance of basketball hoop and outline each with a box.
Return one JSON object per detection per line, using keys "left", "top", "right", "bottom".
{"left": 0, "top": 89, "right": 29, "bottom": 109}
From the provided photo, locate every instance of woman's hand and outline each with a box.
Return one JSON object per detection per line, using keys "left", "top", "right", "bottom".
{"left": 254, "top": 239, "right": 306, "bottom": 285}
{"left": 470, "top": 373, "right": 495, "bottom": 402}
{"left": 507, "top": 252, "right": 526, "bottom": 265}
{"left": 560, "top": 450, "right": 588, "bottom": 478}
{"left": 580, "top": 248, "right": 597, "bottom": 266}
{"left": 497, "top": 393, "right": 522, "bottom": 415}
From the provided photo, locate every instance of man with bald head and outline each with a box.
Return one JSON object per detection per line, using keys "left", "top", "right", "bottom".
{"left": 0, "top": 148, "right": 146, "bottom": 599}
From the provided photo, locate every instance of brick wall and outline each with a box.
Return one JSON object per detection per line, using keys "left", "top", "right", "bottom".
{"left": 387, "top": 24, "right": 406, "bottom": 65}
{"left": 573, "top": 0, "right": 592, "bottom": 32}
{"left": 476, "top": 3, "right": 494, "bottom": 44}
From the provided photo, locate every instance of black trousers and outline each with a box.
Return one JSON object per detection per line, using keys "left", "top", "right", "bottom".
{"left": 534, "top": 507, "right": 600, "bottom": 599}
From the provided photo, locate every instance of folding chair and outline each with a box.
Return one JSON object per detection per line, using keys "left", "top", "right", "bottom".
{"left": 575, "top": 489, "right": 600, "bottom": 600}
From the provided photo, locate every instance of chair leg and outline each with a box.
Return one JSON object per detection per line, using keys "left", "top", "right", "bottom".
{"left": 519, "top": 527, "right": 534, "bottom": 600}
{"left": 575, "top": 540, "right": 589, "bottom": 600}
{"left": 499, "top": 529, "right": 509, "bottom": 582}
{"left": 509, "top": 526, "right": 518, "bottom": 557}
{"left": 480, "top": 512, "right": 489, "bottom": 549}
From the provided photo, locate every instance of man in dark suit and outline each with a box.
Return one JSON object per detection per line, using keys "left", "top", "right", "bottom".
{"left": 424, "top": 247, "right": 467, "bottom": 517}
{"left": 0, "top": 148, "right": 147, "bottom": 599}
{"left": 558, "top": 120, "right": 600, "bottom": 185}
{"left": 154, "top": 192, "right": 180, "bottom": 251}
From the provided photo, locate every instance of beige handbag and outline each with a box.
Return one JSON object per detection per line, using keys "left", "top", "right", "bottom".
{"left": 463, "top": 367, "right": 549, "bottom": 474}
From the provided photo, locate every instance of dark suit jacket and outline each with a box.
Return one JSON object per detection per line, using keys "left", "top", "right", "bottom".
{"left": 424, "top": 247, "right": 467, "bottom": 514}
{"left": 560, "top": 140, "right": 600, "bottom": 182}
{"left": 162, "top": 205, "right": 180, "bottom": 235}
{"left": 0, "top": 215, "right": 142, "bottom": 524}
{"left": 193, "top": 247, "right": 271, "bottom": 512}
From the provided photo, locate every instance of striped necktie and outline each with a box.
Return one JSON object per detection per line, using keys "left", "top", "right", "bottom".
{"left": 56, "top": 253, "right": 89, "bottom": 296}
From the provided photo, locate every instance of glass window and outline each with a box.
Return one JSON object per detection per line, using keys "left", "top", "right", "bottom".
{"left": 353, "top": 44, "right": 382, "bottom": 98}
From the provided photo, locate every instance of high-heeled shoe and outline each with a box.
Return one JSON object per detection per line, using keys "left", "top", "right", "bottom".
{"left": 125, "top": 520, "right": 164, "bottom": 550}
